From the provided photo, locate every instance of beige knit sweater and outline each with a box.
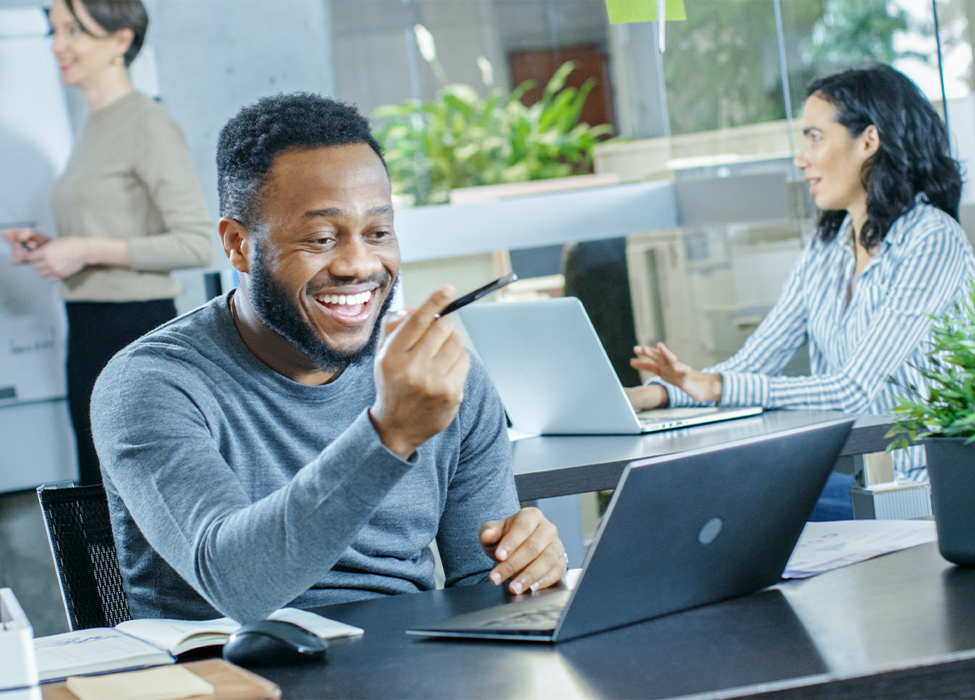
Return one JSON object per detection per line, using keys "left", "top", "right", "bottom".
{"left": 51, "top": 91, "right": 213, "bottom": 302}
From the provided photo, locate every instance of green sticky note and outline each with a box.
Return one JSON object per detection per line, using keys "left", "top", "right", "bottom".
{"left": 606, "top": 0, "right": 687, "bottom": 24}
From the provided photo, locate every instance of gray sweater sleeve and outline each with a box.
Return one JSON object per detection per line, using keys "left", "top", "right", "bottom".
{"left": 436, "top": 357, "right": 520, "bottom": 587}
{"left": 92, "top": 350, "right": 415, "bottom": 623}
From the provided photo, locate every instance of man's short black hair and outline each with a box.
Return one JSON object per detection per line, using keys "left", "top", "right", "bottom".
{"left": 217, "top": 92, "right": 386, "bottom": 227}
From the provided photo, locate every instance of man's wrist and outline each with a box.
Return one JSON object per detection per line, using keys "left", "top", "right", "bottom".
{"left": 367, "top": 408, "right": 417, "bottom": 460}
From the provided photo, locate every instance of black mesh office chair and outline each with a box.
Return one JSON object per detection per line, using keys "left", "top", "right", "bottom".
{"left": 36, "top": 483, "right": 132, "bottom": 630}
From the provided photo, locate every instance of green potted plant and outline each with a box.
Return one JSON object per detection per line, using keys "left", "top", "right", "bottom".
{"left": 888, "top": 278, "right": 975, "bottom": 565}
{"left": 372, "top": 60, "right": 613, "bottom": 207}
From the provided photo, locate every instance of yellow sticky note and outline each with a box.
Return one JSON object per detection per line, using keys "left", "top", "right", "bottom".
{"left": 606, "top": 0, "right": 687, "bottom": 24}
{"left": 65, "top": 665, "right": 214, "bottom": 700}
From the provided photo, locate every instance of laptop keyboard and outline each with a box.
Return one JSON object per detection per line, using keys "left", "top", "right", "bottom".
{"left": 475, "top": 599, "right": 566, "bottom": 630}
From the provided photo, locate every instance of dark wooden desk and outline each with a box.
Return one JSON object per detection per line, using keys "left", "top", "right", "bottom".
{"left": 511, "top": 410, "right": 892, "bottom": 501}
{"left": 252, "top": 543, "right": 975, "bottom": 700}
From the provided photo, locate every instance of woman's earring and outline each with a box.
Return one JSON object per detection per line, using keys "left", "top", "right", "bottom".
{"left": 112, "top": 55, "right": 123, "bottom": 66}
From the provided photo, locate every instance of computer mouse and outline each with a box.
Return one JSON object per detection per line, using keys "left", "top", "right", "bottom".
{"left": 222, "top": 619, "right": 328, "bottom": 667}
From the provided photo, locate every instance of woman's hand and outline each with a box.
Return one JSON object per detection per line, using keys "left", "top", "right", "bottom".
{"left": 26, "top": 237, "right": 91, "bottom": 280}
{"left": 624, "top": 384, "right": 669, "bottom": 410}
{"left": 631, "top": 342, "right": 724, "bottom": 404}
{"left": 2, "top": 228, "right": 49, "bottom": 264}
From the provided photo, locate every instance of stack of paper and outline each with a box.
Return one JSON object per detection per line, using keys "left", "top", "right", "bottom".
{"left": 783, "top": 519, "right": 938, "bottom": 579}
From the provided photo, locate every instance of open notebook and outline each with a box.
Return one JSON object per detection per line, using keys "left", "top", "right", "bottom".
{"left": 33, "top": 607, "right": 362, "bottom": 681}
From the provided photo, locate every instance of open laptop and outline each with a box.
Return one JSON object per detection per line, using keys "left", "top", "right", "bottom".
{"left": 459, "top": 297, "right": 761, "bottom": 435}
{"left": 408, "top": 417, "right": 854, "bottom": 643}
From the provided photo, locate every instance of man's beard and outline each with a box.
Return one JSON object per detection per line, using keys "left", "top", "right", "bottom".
{"left": 249, "top": 244, "right": 397, "bottom": 373}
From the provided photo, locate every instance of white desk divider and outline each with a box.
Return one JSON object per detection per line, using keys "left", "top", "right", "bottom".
{"left": 395, "top": 180, "right": 678, "bottom": 263}
{"left": 0, "top": 588, "right": 38, "bottom": 691}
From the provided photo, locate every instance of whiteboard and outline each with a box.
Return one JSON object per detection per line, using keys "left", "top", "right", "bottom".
{"left": 0, "top": 8, "right": 71, "bottom": 406}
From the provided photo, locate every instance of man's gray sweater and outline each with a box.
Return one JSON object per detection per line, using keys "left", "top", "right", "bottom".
{"left": 90, "top": 294, "right": 519, "bottom": 623}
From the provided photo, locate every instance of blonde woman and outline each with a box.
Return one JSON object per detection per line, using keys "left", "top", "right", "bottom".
{"left": 2, "top": 0, "right": 212, "bottom": 485}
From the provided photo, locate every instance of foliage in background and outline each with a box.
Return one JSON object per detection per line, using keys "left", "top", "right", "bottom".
{"left": 805, "top": 0, "right": 918, "bottom": 68}
{"left": 887, "top": 279, "right": 975, "bottom": 451}
{"left": 372, "top": 61, "right": 613, "bottom": 207}
{"left": 662, "top": 0, "right": 926, "bottom": 135}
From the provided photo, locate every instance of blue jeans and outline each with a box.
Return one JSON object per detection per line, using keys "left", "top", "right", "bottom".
{"left": 808, "top": 471, "right": 855, "bottom": 521}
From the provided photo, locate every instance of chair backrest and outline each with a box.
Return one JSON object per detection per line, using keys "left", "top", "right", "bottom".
{"left": 36, "top": 483, "right": 132, "bottom": 630}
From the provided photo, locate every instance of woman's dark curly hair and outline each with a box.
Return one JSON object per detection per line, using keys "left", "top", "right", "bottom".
{"left": 808, "top": 64, "right": 962, "bottom": 249}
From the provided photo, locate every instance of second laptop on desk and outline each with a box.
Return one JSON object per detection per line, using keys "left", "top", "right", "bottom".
{"left": 409, "top": 418, "right": 855, "bottom": 642}
{"left": 459, "top": 297, "right": 760, "bottom": 435}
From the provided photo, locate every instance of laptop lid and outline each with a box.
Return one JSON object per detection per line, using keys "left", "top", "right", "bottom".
{"left": 460, "top": 297, "right": 642, "bottom": 434}
{"left": 408, "top": 418, "right": 854, "bottom": 643}
{"left": 459, "top": 297, "right": 760, "bottom": 435}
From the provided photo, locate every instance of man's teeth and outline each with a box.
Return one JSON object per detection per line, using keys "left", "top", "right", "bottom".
{"left": 318, "top": 291, "right": 371, "bottom": 306}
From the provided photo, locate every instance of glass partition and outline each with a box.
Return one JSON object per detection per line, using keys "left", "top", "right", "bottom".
{"left": 328, "top": 0, "right": 959, "bottom": 381}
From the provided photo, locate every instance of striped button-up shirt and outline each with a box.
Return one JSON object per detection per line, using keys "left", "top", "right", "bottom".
{"left": 660, "top": 201, "right": 975, "bottom": 481}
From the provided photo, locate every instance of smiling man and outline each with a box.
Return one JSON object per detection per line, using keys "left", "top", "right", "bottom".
{"left": 90, "top": 93, "right": 567, "bottom": 623}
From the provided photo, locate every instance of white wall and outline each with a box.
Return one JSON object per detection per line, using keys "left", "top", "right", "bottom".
{"left": 142, "top": 0, "right": 336, "bottom": 313}
{"left": 0, "top": 7, "right": 77, "bottom": 491}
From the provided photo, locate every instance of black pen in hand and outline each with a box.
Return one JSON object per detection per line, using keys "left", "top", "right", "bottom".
{"left": 2, "top": 221, "right": 39, "bottom": 252}
{"left": 436, "top": 273, "right": 518, "bottom": 318}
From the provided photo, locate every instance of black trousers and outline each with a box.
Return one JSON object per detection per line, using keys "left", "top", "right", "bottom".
{"left": 66, "top": 299, "right": 177, "bottom": 486}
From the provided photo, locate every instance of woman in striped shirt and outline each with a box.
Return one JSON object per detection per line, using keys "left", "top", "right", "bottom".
{"left": 626, "top": 64, "right": 975, "bottom": 490}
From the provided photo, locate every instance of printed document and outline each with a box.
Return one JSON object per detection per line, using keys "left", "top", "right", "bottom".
{"left": 784, "top": 519, "right": 937, "bottom": 579}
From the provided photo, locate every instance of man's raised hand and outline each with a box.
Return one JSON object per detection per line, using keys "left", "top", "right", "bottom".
{"left": 369, "top": 286, "right": 470, "bottom": 459}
